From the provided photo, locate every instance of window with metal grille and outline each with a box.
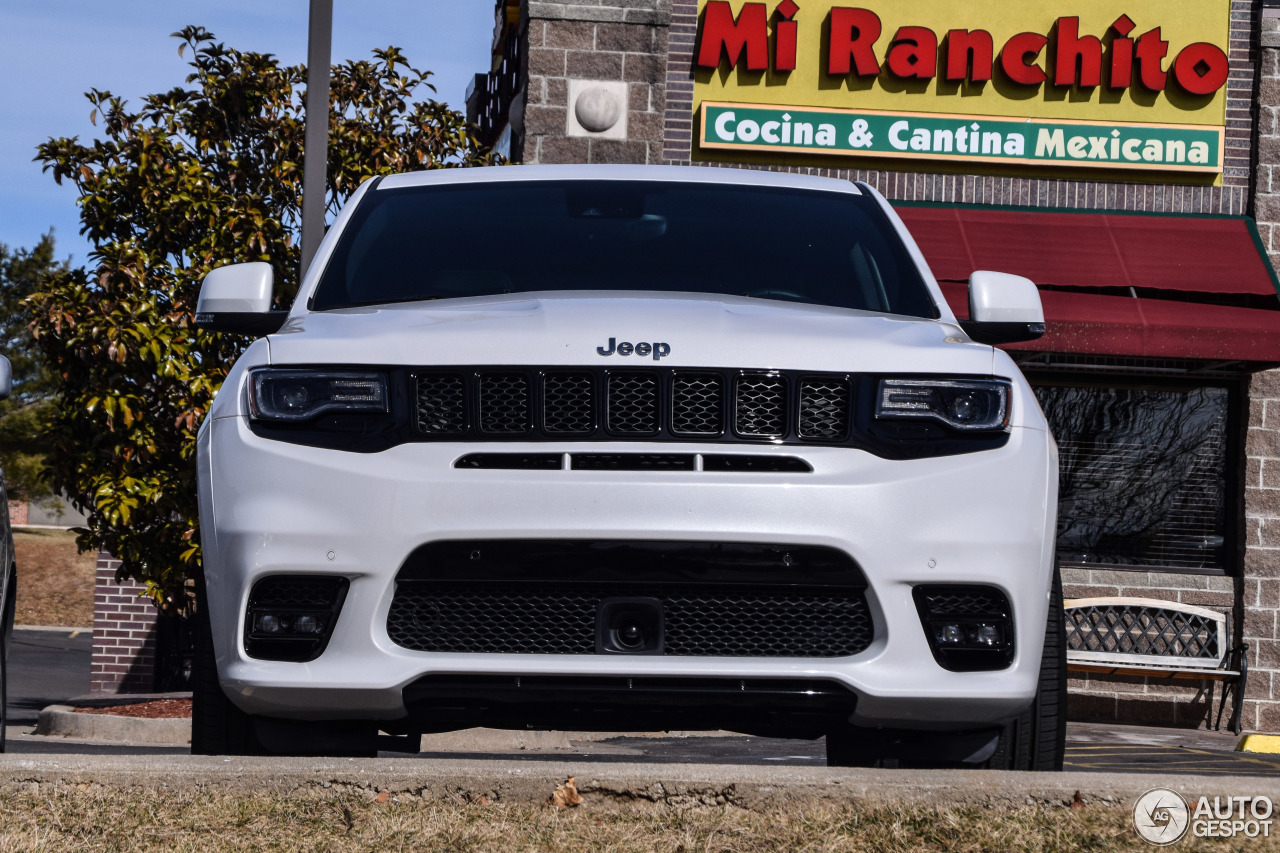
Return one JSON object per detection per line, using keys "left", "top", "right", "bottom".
{"left": 1032, "top": 382, "right": 1232, "bottom": 573}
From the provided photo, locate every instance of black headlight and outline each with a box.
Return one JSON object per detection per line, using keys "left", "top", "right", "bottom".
{"left": 876, "top": 378, "right": 1011, "bottom": 431}
{"left": 247, "top": 370, "right": 389, "bottom": 422}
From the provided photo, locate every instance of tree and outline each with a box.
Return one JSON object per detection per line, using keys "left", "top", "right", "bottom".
{"left": 29, "top": 27, "right": 498, "bottom": 607}
{"left": 0, "top": 233, "right": 67, "bottom": 505}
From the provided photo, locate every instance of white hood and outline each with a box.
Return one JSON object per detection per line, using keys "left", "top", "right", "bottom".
{"left": 268, "top": 291, "right": 995, "bottom": 376}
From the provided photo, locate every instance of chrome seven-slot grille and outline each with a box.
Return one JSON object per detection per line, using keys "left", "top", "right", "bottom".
{"left": 413, "top": 368, "right": 851, "bottom": 442}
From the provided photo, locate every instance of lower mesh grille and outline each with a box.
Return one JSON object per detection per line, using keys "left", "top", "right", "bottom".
{"left": 249, "top": 576, "right": 347, "bottom": 608}
{"left": 387, "top": 582, "right": 873, "bottom": 657}
{"left": 916, "top": 587, "right": 1009, "bottom": 618}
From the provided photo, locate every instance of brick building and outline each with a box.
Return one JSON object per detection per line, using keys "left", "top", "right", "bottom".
{"left": 469, "top": 0, "right": 1280, "bottom": 732}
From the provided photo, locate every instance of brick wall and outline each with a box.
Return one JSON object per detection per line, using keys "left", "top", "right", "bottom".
{"left": 90, "top": 552, "right": 158, "bottom": 694}
{"left": 521, "top": 0, "right": 671, "bottom": 164}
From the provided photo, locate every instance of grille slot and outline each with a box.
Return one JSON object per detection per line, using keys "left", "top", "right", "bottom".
{"left": 479, "top": 373, "right": 530, "bottom": 434}
{"left": 415, "top": 374, "right": 467, "bottom": 434}
{"left": 799, "top": 378, "right": 851, "bottom": 440}
{"left": 735, "top": 374, "right": 788, "bottom": 437}
{"left": 671, "top": 374, "right": 724, "bottom": 436}
{"left": 607, "top": 372, "right": 659, "bottom": 434}
{"left": 571, "top": 454, "right": 695, "bottom": 471}
{"left": 543, "top": 372, "right": 594, "bottom": 435}
{"left": 387, "top": 581, "right": 873, "bottom": 657}
{"left": 702, "top": 454, "right": 811, "bottom": 472}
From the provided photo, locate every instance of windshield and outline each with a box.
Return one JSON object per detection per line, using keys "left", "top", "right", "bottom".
{"left": 309, "top": 179, "right": 939, "bottom": 318}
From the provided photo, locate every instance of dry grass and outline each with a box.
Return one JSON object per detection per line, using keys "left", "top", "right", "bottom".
{"left": 0, "top": 784, "right": 1262, "bottom": 853}
{"left": 11, "top": 528, "right": 96, "bottom": 627}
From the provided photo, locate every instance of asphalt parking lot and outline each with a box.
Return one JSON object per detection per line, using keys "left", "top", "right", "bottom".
{"left": 8, "top": 626, "right": 1280, "bottom": 774}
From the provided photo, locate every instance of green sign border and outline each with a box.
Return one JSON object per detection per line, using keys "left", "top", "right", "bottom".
{"left": 699, "top": 102, "right": 1223, "bottom": 175}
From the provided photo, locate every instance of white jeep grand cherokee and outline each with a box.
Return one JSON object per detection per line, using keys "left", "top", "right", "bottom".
{"left": 193, "top": 164, "right": 1063, "bottom": 768}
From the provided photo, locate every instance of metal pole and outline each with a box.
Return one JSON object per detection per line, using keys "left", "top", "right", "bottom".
{"left": 300, "top": 0, "right": 333, "bottom": 280}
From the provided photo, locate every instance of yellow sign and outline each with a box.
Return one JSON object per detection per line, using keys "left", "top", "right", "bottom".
{"left": 693, "top": 0, "right": 1230, "bottom": 172}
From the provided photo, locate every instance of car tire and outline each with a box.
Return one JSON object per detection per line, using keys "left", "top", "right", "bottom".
{"left": 0, "top": 572, "right": 14, "bottom": 754}
{"left": 190, "top": 574, "right": 260, "bottom": 756}
{"left": 989, "top": 565, "right": 1067, "bottom": 771}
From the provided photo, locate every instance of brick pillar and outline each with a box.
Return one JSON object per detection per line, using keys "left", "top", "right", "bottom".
{"left": 90, "top": 551, "right": 158, "bottom": 694}
{"left": 1244, "top": 372, "right": 1280, "bottom": 733}
{"left": 521, "top": 0, "right": 670, "bottom": 164}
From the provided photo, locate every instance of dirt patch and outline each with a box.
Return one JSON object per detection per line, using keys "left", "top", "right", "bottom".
{"left": 12, "top": 528, "right": 96, "bottom": 626}
{"left": 0, "top": 784, "right": 1170, "bottom": 853}
{"left": 71, "top": 699, "right": 191, "bottom": 719}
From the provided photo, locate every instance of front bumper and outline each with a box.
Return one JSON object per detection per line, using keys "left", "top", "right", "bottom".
{"left": 198, "top": 414, "right": 1057, "bottom": 730}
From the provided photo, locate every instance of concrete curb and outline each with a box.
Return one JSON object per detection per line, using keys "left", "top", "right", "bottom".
{"left": 1239, "top": 734, "right": 1280, "bottom": 753}
{"left": 0, "top": 755, "right": 1277, "bottom": 809}
{"left": 35, "top": 705, "right": 191, "bottom": 746}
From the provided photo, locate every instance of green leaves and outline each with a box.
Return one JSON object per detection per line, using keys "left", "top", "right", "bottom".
{"left": 30, "top": 27, "right": 500, "bottom": 608}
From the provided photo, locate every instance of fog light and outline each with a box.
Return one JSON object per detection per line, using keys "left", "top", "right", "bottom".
{"left": 294, "top": 614, "right": 322, "bottom": 634}
{"left": 913, "top": 585, "right": 1014, "bottom": 672}
{"left": 975, "top": 624, "right": 1000, "bottom": 646}
{"left": 935, "top": 624, "right": 964, "bottom": 644}
{"left": 256, "top": 613, "right": 283, "bottom": 633}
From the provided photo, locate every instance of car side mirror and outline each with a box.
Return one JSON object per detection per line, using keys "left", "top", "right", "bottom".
{"left": 195, "top": 262, "right": 288, "bottom": 336}
{"left": 960, "top": 271, "right": 1046, "bottom": 345}
{"left": 0, "top": 356, "right": 12, "bottom": 401}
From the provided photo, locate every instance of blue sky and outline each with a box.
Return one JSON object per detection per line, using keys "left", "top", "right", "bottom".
{"left": 0, "top": 0, "right": 495, "bottom": 267}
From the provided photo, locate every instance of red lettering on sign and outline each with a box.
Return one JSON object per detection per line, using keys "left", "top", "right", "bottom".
{"left": 1054, "top": 17, "right": 1102, "bottom": 87}
{"left": 886, "top": 26, "right": 937, "bottom": 79}
{"left": 1108, "top": 15, "right": 1135, "bottom": 89}
{"left": 697, "top": 1, "right": 769, "bottom": 71}
{"left": 694, "top": 6, "right": 1228, "bottom": 97}
{"left": 828, "top": 7, "right": 882, "bottom": 76}
{"left": 1134, "top": 27, "right": 1169, "bottom": 90}
{"left": 999, "top": 32, "right": 1048, "bottom": 85}
{"left": 944, "top": 29, "right": 993, "bottom": 82}
{"left": 774, "top": 0, "right": 800, "bottom": 71}
{"left": 1172, "top": 42, "right": 1229, "bottom": 95}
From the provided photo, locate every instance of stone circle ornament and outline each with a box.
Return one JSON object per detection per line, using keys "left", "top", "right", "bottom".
{"left": 574, "top": 87, "right": 622, "bottom": 133}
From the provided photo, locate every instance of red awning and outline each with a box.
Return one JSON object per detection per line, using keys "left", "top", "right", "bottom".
{"left": 894, "top": 205, "right": 1280, "bottom": 362}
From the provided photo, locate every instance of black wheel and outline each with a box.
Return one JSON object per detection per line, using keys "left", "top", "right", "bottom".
{"left": 0, "top": 608, "right": 7, "bottom": 755}
{"left": 190, "top": 574, "right": 259, "bottom": 755}
{"left": 990, "top": 565, "right": 1067, "bottom": 771}
{"left": 0, "top": 572, "right": 14, "bottom": 754}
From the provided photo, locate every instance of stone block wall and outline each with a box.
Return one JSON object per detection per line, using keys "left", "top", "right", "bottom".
{"left": 1243, "top": 371, "right": 1280, "bottom": 733}
{"left": 90, "top": 552, "right": 158, "bottom": 694}
{"left": 521, "top": 0, "right": 671, "bottom": 164}
{"left": 1245, "top": 9, "right": 1280, "bottom": 736}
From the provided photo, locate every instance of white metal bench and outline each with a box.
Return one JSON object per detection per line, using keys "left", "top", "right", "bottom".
{"left": 1064, "top": 596, "right": 1248, "bottom": 735}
